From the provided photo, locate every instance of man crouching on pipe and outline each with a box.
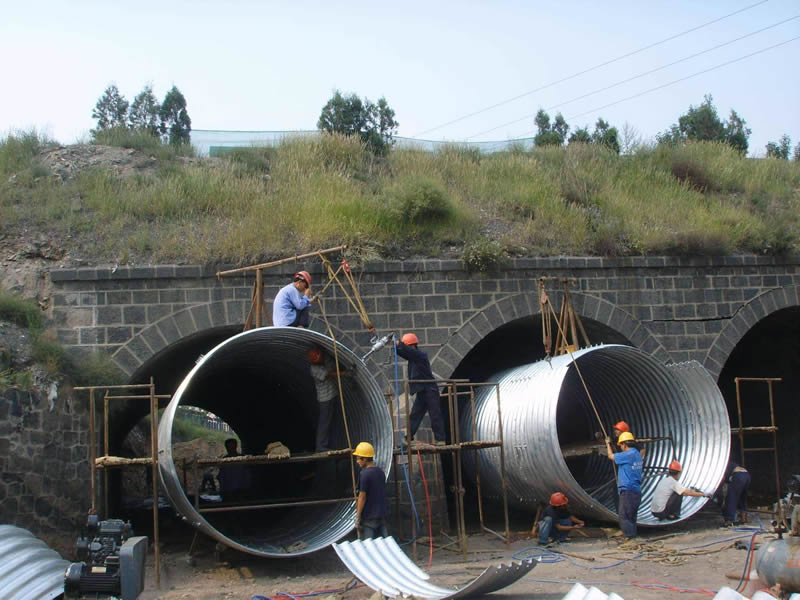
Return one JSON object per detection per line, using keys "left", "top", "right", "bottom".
{"left": 606, "top": 431, "right": 643, "bottom": 539}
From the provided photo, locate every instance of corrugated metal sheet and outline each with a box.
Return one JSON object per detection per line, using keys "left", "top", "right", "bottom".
{"left": 0, "top": 525, "right": 68, "bottom": 600}
{"left": 561, "top": 583, "right": 625, "bottom": 599}
{"left": 333, "top": 536, "right": 536, "bottom": 599}
{"left": 460, "top": 345, "right": 730, "bottom": 526}
{"left": 158, "top": 327, "right": 393, "bottom": 558}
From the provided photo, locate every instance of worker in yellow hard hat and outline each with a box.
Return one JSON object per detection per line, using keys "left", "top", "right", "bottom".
{"left": 395, "top": 333, "right": 446, "bottom": 446}
{"left": 606, "top": 431, "right": 643, "bottom": 539}
{"left": 353, "top": 442, "right": 388, "bottom": 539}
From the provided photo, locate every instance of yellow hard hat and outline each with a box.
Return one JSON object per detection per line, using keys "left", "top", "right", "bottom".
{"left": 617, "top": 431, "right": 635, "bottom": 444}
{"left": 353, "top": 442, "right": 375, "bottom": 458}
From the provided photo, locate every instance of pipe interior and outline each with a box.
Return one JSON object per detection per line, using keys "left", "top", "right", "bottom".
{"left": 159, "top": 327, "right": 391, "bottom": 556}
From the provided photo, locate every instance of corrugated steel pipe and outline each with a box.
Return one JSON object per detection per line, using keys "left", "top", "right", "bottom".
{"left": 460, "top": 344, "right": 730, "bottom": 526}
{"left": 157, "top": 327, "right": 392, "bottom": 557}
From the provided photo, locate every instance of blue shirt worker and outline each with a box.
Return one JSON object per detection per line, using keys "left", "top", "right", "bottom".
{"left": 723, "top": 461, "right": 751, "bottom": 527}
{"left": 272, "top": 270, "right": 313, "bottom": 327}
{"left": 395, "top": 333, "right": 446, "bottom": 445}
{"left": 537, "top": 492, "right": 584, "bottom": 546}
{"left": 353, "top": 442, "right": 388, "bottom": 539}
{"left": 606, "top": 431, "right": 643, "bottom": 538}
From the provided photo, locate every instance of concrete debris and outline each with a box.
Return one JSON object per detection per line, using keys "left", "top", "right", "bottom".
{"left": 265, "top": 441, "right": 291, "bottom": 459}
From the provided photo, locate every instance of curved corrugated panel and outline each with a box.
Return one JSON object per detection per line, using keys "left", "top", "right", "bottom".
{"left": 158, "top": 327, "right": 393, "bottom": 557}
{"left": 0, "top": 525, "right": 68, "bottom": 600}
{"left": 333, "top": 536, "right": 536, "bottom": 599}
{"left": 461, "top": 345, "right": 730, "bottom": 526}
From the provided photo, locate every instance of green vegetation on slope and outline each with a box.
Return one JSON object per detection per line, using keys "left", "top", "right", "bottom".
{"left": 1, "top": 129, "right": 799, "bottom": 266}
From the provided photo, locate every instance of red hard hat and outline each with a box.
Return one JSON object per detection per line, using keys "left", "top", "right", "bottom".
{"left": 294, "top": 271, "right": 311, "bottom": 286}
{"left": 401, "top": 333, "right": 419, "bottom": 346}
{"left": 614, "top": 421, "right": 630, "bottom": 433}
{"left": 307, "top": 348, "right": 323, "bottom": 364}
{"left": 669, "top": 460, "right": 682, "bottom": 472}
{"left": 550, "top": 492, "right": 568, "bottom": 507}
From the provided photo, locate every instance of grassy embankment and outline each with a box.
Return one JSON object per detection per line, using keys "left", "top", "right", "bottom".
{"left": 1, "top": 129, "right": 799, "bottom": 269}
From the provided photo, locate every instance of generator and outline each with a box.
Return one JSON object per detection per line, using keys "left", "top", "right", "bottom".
{"left": 64, "top": 514, "right": 148, "bottom": 600}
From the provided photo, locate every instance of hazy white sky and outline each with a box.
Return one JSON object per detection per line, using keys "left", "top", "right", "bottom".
{"left": 2, "top": 0, "right": 798, "bottom": 155}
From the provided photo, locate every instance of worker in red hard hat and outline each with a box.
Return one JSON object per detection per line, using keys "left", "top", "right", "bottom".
{"left": 395, "top": 333, "right": 446, "bottom": 446}
{"left": 307, "top": 346, "right": 349, "bottom": 452}
{"left": 612, "top": 421, "right": 630, "bottom": 439}
{"left": 650, "top": 460, "right": 712, "bottom": 521}
{"left": 272, "top": 270, "right": 313, "bottom": 327}
{"left": 537, "top": 492, "right": 584, "bottom": 546}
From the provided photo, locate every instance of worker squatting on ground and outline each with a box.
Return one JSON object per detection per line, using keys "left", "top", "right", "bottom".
{"left": 272, "top": 270, "right": 313, "bottom": 327}
{"left": 307, "top": 346, "right": 348, "bottom": 452}
{"left": 650, "top": 460, "right": 712, "bottom": 520}
{"left": 606, "top": 431, "right": 643, "bottom": 539}
{"left": 537, "top": 492, "right": 584, "bottom": 546}
{"left": 395, "top": 333, "right": 446, "bottom": 446}
{"left": 723, "top": 461, "right": 751, "bottom": 526}
{"left": 353, "top": 442, "right": 388, "bottom": 539}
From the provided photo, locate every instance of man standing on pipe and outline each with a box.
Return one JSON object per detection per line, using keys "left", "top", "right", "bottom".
{"left": 606, "top": 431, "right": 643, "bottom": 539}
{"left": 650, "top": 460, "right": 712, "bottom": 520}
{"left": 272, "top": 270, "right": 313, "bottom": 327}
{"left": 395, "top": 333, "right": 446, "bottom": 446}
{"left": 353, "top": 442, "right": 389, "bottom": 539}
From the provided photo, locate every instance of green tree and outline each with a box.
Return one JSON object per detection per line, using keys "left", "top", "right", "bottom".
{"left": 765, "top": 134, "right": 791, "bottom": 160}
{"left": 591, "top": 118, "right": 620, "bottom": 154}
{"left": 534, "top": 109, "right": 568, "bottom": 147}
{"left": 568, "top": 127, "right": 591, "bottom": 144}
{"left": 91, "top": 84, "right": 129, "bottom": 131}
{"left": 317, "top": 91, "right": 398, "bottom": 156}
{"left": 159, "top": 86, "right": 191, "bottom": 145}
{"left": 657, "top": 94, "right": 751, "bottom": 154}
{"left": 128, "top": 85, "right": 161, "bottom": 136}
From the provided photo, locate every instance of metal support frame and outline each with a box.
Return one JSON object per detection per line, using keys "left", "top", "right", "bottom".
{"left": 74, "top": 379, "right": 166, "bottom": 589}
{"left": 732, "top": 377, "right": 783, "bottom": 499}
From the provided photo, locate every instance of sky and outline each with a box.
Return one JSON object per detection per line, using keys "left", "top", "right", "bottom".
{"left": 2, "top": 0, "right": 799, "bottom": 156}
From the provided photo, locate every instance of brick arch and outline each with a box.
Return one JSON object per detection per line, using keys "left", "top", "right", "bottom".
{"left": 111, "top": 300, "right": 360, "bottom": 377}
{"left": 430, "top": 291, "right": 671, "bottom": 377}
{"left": 703, "top": 285, "right": 800, "bottom": 380}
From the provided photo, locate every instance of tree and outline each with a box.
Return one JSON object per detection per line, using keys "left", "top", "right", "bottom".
{"left": 765, "top": 134, "right": 791, "bottom": 160}
{"left": 568, "top": 127, "right": 591, "bottom": 144}
{"left": 159, "top": 86, "right": 191, "bottom": 145}
{"left": 591, "top": 118, "right": 620, "bottom": 154}
{"left": 620, "top": 122, "right": 642, "bottom": 155}
{"left": 92, "top": 84, "right": 129, "bottom": 131}
{"left": 534, "top": 109, "right": 568, "bottom": 147}
{"left": 657, "top": 94, "right": 751, "bottom": 154}
{"left": 794, "top": 142, "right": 800, "bottom": 162}
{"left": 128, "top": 85, "right": 161, "bottom": 136}
{"left": 317, "top": 91, "right": 398, "bottom": 155}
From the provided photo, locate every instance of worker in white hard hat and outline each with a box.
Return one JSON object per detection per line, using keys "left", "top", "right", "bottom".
{"left": 353, "top": 442, "right": 388, "bottom": 539}
{"left": 650, "top": 460, "right": 712, "bottom": 521}
{"left": 395, "top": 333, "right": 446, "bottom": 445}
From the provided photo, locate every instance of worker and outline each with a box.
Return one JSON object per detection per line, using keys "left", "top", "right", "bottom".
{"left": 217, "top": 438, "right": 251, "bottom": 502}
{"left": 650, "top": 460, "right": 712, "bottom": 520}
{"left": 308, "top": 346, "right": 348, "bottom": 452}
{"left": 537, "top": 492, "right": 585, "bottom": 546}
{"left": 353, "top": 442, "right": 388, "bottom": 539}
{"left": 722, "top": 461, "right": 751, "bottom": 527}
{"left": 613, "top": 421, "right": 629, "bottom": 439}
{"left": 395, "top": 333, "right": 446, "bottom": 446}
{"left": 605, "top": 431, "right": 643, "bottom": 539}
{"left": 272, "top": 271, "right": 313, "bottom": 327}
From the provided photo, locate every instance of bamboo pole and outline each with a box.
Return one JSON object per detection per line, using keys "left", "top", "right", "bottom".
{"left": 215, "top": 245, "right": 347, "bottom": 277}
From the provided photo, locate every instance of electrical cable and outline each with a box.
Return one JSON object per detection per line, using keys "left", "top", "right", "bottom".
{"left": 416, "top": 448, "right": 435, "bottom": 570}
{"left": 466, "top": 15, "right": 798, "bottom": 140}
{"left": 412, "top": 0, "right": 770, "bottom": 137}
{"left": 251, "top": 578, "right": 361, "bottom": 600}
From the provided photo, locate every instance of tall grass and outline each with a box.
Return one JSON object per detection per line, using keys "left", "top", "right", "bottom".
{"left": 2, "top": 133, "right": 799, "bottom": 262}
{"left": 0, "top": 129, "right": 51, "bottom": 176}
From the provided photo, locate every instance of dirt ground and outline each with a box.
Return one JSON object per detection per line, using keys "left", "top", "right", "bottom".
{"left": 137, "top": 511, "right": 778, "bottom": 600}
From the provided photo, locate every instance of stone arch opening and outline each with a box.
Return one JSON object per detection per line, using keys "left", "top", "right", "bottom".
{"left": 717, "top": 305, "right": 800, "bottom": 499}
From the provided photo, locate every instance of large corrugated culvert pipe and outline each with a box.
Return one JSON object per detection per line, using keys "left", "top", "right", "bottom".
{"left": 157, "top": 327, "right": 392, "bottom": 557}
{"left": 461, "top": 344, "right": 730, "bottom": 526}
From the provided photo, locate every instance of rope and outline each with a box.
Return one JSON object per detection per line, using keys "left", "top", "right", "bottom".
{"left": 317, "top": 255, "right": 374, "bottom": 331}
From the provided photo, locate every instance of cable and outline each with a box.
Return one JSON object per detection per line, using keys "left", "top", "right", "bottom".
{"left": 412, "top": 0, "right": 770, "bottom": 137}
{"left": 466, "top": 16, "right": 798, "bottom": 140}
{"left": 416, "top": 448, "right": 435, "bottom": 570}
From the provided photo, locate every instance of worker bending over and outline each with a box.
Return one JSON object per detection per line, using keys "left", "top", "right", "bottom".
{"left": 395, "top": 333, "right": 446, "bottom": 446}
{"left": 308, "top": 346, "right": 348, "bottom": 452}
{"left": 650, "top": 460, "right": 711, "bottom": 520}
{"left": 723, "top": 461, "right": 751, "bottom": 527}
{"left": 537, "top": 492, "right": 584, "bottom": 546}
{"left": 273, "top": 271, "right": 313, "bottom": 327}
{"left": 606, "top": 431, "right": 642, "bottom": 539}
{"left": 353, "top": 442, "right": 388, "bottom": 539}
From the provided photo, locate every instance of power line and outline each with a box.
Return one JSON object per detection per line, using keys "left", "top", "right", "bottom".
{"left": 503, "top": 35, "right": 800, "bottom": 143}
{"left": 411, "top": 0, "right": 770, "bottom": 138}
{"left": 465, "top": 15, "right": 798, "bottom": 140}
